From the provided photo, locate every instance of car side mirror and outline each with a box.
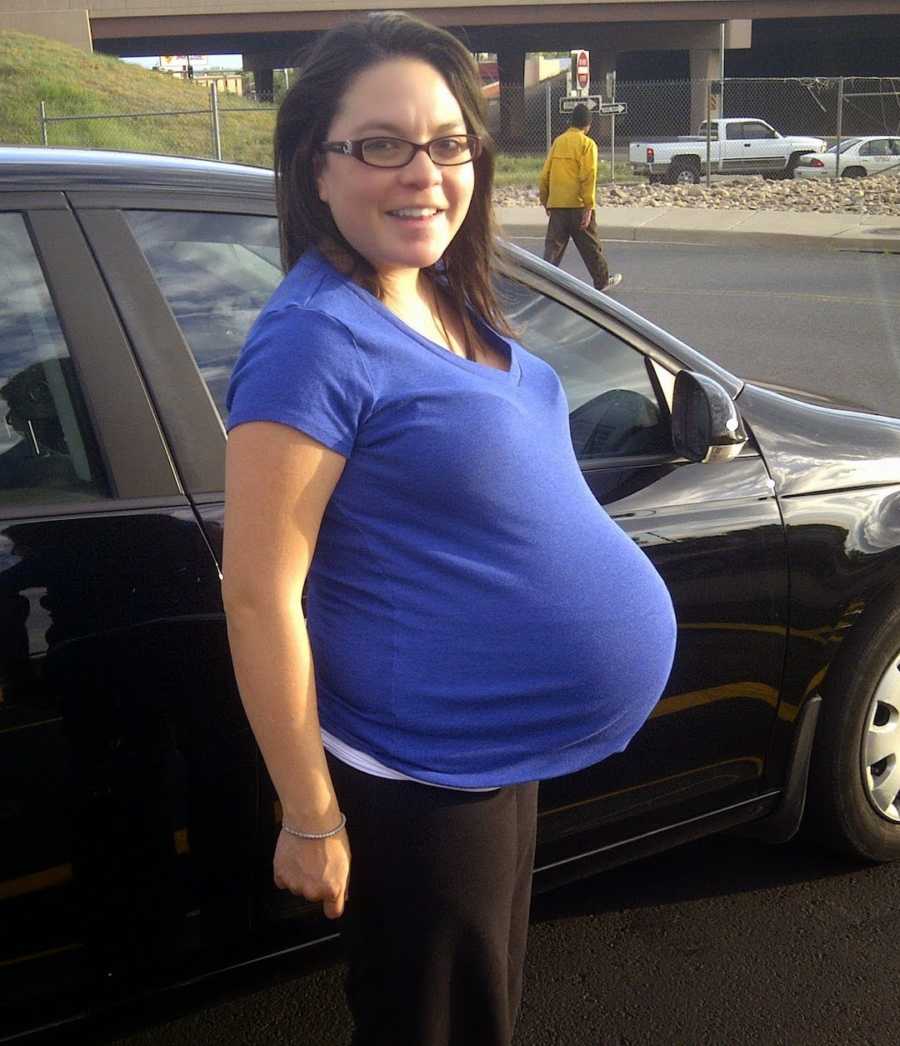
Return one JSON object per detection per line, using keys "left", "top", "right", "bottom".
{"left": 671, "top": 371, "right": 749, "bottom": 463}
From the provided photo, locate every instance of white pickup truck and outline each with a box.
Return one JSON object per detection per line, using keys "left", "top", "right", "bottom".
{"left": 629, "top": 118, "right": 827, "bottom": 184}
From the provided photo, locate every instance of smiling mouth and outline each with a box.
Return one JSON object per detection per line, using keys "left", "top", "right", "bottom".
{"left": 386, "top": 207, "right": 445, "bottom": 219}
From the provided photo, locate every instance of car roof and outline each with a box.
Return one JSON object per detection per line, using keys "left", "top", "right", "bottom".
{"left": 0, "top": 146, "right": 275, "bottom": 194}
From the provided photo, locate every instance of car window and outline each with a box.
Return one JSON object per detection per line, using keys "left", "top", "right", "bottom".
{"left": 123, "top": 211, "right": 282, "bottom": 419}
{"left": 828, "top": 138, "right": 861, "bottom": 153}
{"left": 890, "top": 140, "right": 900, "bottom": 156}
{"left": 124, "top": 212, "right": 670, "bottom": 461}
{"left": 860, "top": 139, "right": 890, "bottom": 157}
{"left": 725, "top": 123, "right": 745, "bottom": 140}
{"left": 743, "top": 122, "right": 773, "bottom": 140}
{"left": 496, "top": 276, "right": 673, "bottom": 460}
{"left": 0, "top": 214, "right": 108, "bottom": 507}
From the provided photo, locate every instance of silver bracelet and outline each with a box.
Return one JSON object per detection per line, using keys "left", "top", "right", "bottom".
{"left": 281, "top": 812, "right": 347, "bottom": 840}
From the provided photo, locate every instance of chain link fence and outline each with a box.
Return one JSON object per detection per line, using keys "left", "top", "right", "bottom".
{"left": 38, "top": 83, "right": 279, "bottom": 168}
{"left": 488, "top": 75, "right": 899, "bottom": 178}
{"left": 38, "top": 75, "right": 900, "bottom": 181}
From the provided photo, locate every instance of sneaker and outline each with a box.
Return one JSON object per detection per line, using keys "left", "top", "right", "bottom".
{"left": 604, "top": 273, "right": 624, "bottom": 291}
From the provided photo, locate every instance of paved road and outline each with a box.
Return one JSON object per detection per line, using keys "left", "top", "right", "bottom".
{"left": 88, "top": 834, "right": 897, "bottom": 1046}
{"left": 509, "top": 235, "right": 900, "bottom": 420}
{"left": 82, "top": 242, "right": 900, "bottom": 1046}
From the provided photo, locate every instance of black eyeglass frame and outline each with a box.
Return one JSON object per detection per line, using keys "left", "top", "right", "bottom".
{"left": 318, "top": 134, "right": 483, "bottom": 168}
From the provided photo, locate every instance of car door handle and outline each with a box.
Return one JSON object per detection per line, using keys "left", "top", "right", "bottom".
{"left": 744, "top": 143, "right": 751, "bottom": 148}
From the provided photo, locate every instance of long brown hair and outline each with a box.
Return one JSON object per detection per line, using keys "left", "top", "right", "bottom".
{"left": 273, "top": 11, "right": 512, "bottom": 349}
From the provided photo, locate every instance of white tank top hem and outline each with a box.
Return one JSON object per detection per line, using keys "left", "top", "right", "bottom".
{"left": 320, "top": 729, "right": 498, "bottom": 792}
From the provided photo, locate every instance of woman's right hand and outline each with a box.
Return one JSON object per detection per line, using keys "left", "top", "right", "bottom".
{"left": 273, "top": 828, "right": 351, "bottom": 920}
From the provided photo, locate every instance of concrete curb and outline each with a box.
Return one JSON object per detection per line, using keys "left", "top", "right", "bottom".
{"left": 497, "top": 205, "right": 900, "bottom": 252}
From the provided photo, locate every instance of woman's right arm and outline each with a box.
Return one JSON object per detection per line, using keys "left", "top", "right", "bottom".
{"left": 222, "top": 420, "right": 350, "bottom": 919}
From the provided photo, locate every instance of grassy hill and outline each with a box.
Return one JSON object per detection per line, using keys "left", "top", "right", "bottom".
{"left": 0, "top": 31, "right": 276, "bottom": 167}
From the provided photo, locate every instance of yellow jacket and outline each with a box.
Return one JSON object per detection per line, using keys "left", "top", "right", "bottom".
{"left": 538, "top": 126, "right": 597, "bottom": 209}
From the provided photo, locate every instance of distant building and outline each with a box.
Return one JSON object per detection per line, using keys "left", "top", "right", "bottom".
{"left": 194, "top": 73, "right": 244, "bottom": 96}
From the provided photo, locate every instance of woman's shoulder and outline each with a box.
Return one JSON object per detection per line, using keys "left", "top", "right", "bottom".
{"left": 265, "top": 249, "right": 353, "bottom": 318}
{"left": 263, "top": 251, "right": 390, "bottom": 347}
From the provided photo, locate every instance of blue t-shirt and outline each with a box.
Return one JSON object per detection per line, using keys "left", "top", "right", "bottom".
{"left": 225, "top": 247, "right": 676, "bottom": 788}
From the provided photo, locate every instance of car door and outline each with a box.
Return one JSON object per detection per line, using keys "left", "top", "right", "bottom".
{"left": 858, "top": 138, "right": 893, "bottom": 175}
{"left": 720, "top": 121, "right": 748, "bottom": 173}
{"left": 71, "top": 193, "right": 327, "bottom": 937}
{"left": 84, "top": 199, "right": 787, "bottom": 892}
{"left": 727, "top": 120, "right": 784, "bottom": 174}
{"left": 491, "top": 263, "right": 788, "bottom": 880}
{"left": 0, "top": 194, "right": 256, "bottom": 1038}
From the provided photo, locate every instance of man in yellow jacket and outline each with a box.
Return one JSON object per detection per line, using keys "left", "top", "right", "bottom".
{"left": 539, "top": 103, "right": 622, "bottom": 291}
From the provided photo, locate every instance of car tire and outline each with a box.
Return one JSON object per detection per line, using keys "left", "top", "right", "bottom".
{"left": 841, "top": 166, "right": 867, "bottom": 178}
{"left": 781, "top": 153, "right": 804, "bottom": 180}
{"left": 665, "top": 159, "right": 701, "bottom": 185}
{"left": 807, "top": 598, "right": 900, "bottom": 862}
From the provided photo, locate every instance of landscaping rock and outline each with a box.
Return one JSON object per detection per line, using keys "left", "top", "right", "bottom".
{"left": 493, "top": 174, "right": 900, "bottom": 216}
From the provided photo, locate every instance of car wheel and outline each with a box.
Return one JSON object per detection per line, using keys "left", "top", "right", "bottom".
{"left": 781, "top": 153, "right": 804, "bottom": 180}
{"left": 666, "top": 160, "right": 701, "bottom": 185}
{"left": 807, "top": 599, "right": 900, "bottom": 862}
{"left": 841, "top": 166, "right": 867, "bottom": 178}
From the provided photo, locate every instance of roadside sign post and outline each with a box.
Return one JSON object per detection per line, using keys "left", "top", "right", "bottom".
{"left": 835, "top": 76, "right": 845, "bottom": 182}
{"left": 545, "top": 81, "right": 552, "bottom": 153}
{"left": 607, "top": 71, "right": 618, "bottom": 184}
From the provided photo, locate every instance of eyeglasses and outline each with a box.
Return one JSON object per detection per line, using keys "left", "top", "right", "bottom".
{"left": 318, "top": 134, "right": 482, "bottom": 169}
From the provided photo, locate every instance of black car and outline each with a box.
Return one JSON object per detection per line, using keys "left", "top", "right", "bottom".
{"left": 4, "top": 147, "right": 900, "bottom": 1042}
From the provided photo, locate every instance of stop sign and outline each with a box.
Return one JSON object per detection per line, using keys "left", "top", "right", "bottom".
{"left": 576, "top": 50, "right": 590, "bottom": 90}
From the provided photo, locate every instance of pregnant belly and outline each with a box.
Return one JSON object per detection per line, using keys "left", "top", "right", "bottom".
{"left": 390, "top": 541, "right": 677, "bottom": 749}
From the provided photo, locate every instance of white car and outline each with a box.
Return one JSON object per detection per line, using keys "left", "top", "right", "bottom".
{"left": 796, "top": 135, "right": 900, "bottom": 178}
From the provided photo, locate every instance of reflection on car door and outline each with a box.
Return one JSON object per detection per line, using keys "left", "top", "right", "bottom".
{"left": 495, "top": 278, "right": 788, "bottom": 875}
{"left": 0, "top": 196, "right": 256, "bottom": 1036}
{"left": 79, "top": 201, "right": 321, "bottom": 934}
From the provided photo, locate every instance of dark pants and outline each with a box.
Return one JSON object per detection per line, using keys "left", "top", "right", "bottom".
{"left": 543, "top": 207, "right": 610, "bottom": 290}
{"left": 326, "top": 752, "right": 539, "bottom": 1046}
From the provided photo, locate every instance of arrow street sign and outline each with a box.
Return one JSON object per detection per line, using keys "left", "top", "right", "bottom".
{"left": 559, "top": 95, "right": 602, "bottom": 114}
{"left": 598, "top": 102, "right": 628, "bottom": 116}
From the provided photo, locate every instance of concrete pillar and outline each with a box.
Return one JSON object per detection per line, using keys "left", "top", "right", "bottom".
{"left": 496, "top": 45, "right": 526, "bottom": 149}
{"left": 242, "top": 52, "right": 292, "bottom": 102}
{"left": 689, "top": 48, "right": 720, "bottom": 133}
{"left": 254, "top": 68, "right": 275, "bottom": 101}
{"left": 593, "top": 50, "right": 616, "bottom": 98}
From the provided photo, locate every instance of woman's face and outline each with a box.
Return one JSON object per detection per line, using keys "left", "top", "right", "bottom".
{"left": 315, "top": 57, "right": 475, "bottom": 279}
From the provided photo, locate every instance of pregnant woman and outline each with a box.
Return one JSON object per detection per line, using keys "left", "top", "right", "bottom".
{"left": 222, "top": 13, "right": 676, "bottom": 1046}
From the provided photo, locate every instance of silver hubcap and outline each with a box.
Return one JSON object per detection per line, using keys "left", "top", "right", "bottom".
{"left": 861, "top": 654, "right": 900, "bottom": 822}
{"left": 675, "top": 170, "right": 696, "bottom": 184}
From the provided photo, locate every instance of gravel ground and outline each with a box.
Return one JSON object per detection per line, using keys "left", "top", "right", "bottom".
{"left": 494, "top": 174, "right": 900, "bottom": 215}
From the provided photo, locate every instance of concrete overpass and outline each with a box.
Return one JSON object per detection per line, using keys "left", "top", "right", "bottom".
{"left": 3, "top": 0, "right": 900, "bottom": 141}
